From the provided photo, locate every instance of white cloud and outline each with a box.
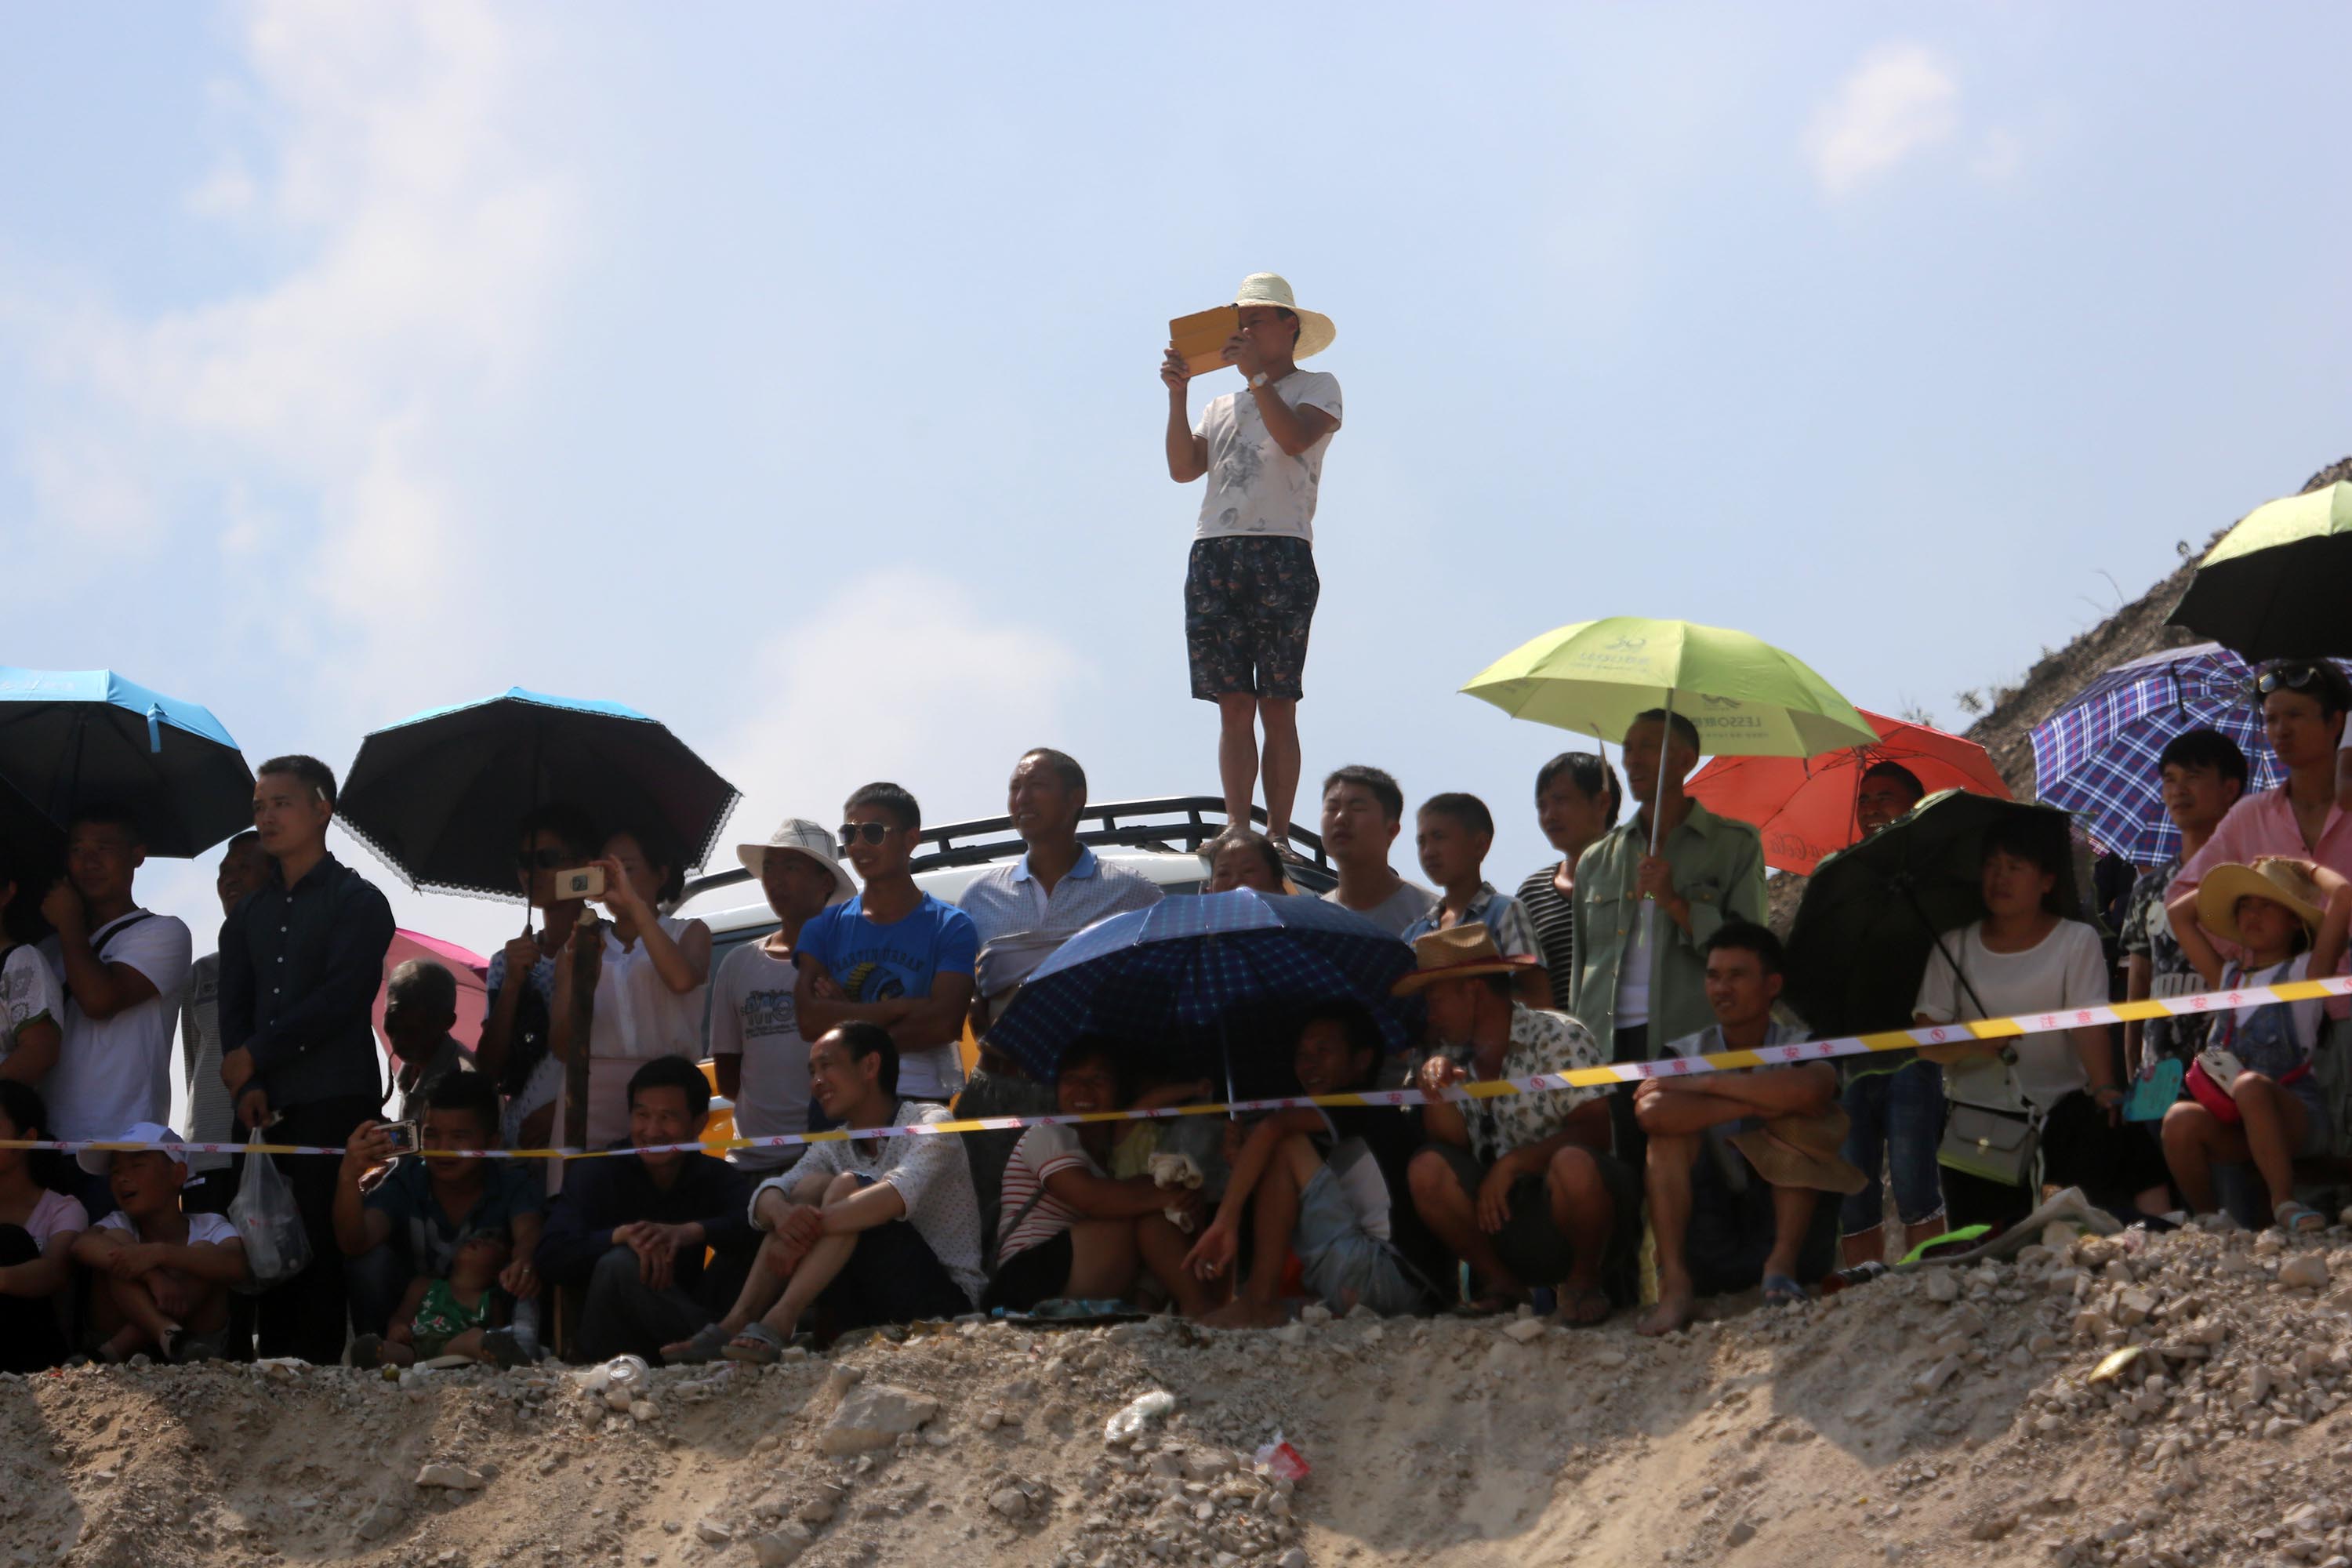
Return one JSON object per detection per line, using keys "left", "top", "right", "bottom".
{"left": 1806, "top": 43, "right": 1961, "bottom": 198}
{"left": 3, "top": 0, "right": 583, "bottom": 708}
{"left": 713, "top": 572, "right": 1091, "bottom": 844}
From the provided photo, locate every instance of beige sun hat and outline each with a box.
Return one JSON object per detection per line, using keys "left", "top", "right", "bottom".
{"left": 737, "top": 817, "right": 856, "bottom": 906}
{"left": 2195, "top": 856, "right": 2325, "bottom": 947}
{"left": 1231, "top": 273, "right": 1336, "bottom": 360}
{"left": 1729, "top": 1109, "right": 1869, "bottom": 1196}
{"left": 1392, "top": 924, "right": 1538, "bottom": 996}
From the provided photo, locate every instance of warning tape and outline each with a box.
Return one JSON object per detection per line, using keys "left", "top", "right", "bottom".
{"left": 9, "top": 975, "right": 2344, "bottom": 1162}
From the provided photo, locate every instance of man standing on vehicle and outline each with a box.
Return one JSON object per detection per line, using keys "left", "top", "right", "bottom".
{"left": 1162, "top": 274, "right": 1341, "bottom": 861}
{"left": 220, "top": 754, "right": 397, "bottom": 1363}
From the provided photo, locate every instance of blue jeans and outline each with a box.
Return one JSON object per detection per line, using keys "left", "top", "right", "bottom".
{"left": 1838, "top": 1060, "right": 1947, "bottom": 1235}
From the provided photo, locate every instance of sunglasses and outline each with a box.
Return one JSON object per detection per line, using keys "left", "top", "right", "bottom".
{"left": 837, "top": 822, "right": 895, "bottom": 848}
{"left": 2257, "top": 664, "right": 2331, "bottom": 695}
{"left": 514, "top": 848, "right": 570, "bottom": 869}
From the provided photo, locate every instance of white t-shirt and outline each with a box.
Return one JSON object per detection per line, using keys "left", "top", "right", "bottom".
{"left": 708, "top": 941, "right": 810, "bottom": 1172}
{"left": 41, "top": 911, "right": 194, "bottom": 1141}
{"left": 22, "top": 1189, "right": 89, "bottom": 1248}
{"left": 993, "top": 1122, "right": 1100, "bottom": 1262}
{"left": 755, "top": 1102, "right": 986, "bottom": 1305}
{"left": 1915, "top": 919, "right": 2108, "bottom": 1112}
{"left": 1, "top": 943, "right": 62, "bottom": 1064}
{"left": 1193, "top": 369, "right": 1343, "bottom": 542}
{"left": 1616, "top": 918, "right": 1654, "bottom": 1029}
{"left": 97, "top": 1209, "right": 238, "bottom": 1247}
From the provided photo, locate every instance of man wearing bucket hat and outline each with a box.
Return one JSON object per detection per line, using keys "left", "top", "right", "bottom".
{"left": 710, "top": 819, "right": 858, "bottom": 1174}
{"left": 1399, "top": 927, "right": 1631, "bottom": 1326}
{"left": 1632, "top": 923, "right": 1856, "bottom": 1336}
{"left": 1161, "top": 272, "right": 1342, "bottom": 859}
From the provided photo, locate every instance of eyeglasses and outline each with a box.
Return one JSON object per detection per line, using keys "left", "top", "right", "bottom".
{"left": 837, "top": 822, "right": 893, "bottom": 849}
{"left": 2257, "top": 664, "right": 2329, "bottom": 695}
{"left": 514, "top": 848, "right": 569, "bottom": 869}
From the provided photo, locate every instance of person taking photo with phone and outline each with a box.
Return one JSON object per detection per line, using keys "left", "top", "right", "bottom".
{"left": 1162, "top": 273, "right": 1341, "bottom": 861}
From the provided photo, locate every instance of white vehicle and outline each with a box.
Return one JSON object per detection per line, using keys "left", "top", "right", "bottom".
{"left": 674, "top": 797, "right": 1335, "bottom": 971}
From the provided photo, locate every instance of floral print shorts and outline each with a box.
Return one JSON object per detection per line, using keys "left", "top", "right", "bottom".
{"left": 1182, "top": 536, "right": 1319, "bottom": 701}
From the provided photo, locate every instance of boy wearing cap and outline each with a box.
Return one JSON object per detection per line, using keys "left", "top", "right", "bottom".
{"left": 713, "top": 818, "right": 857, "bottom": 1174}
{"left": 1161, "top": 273, "right": 1342, "bottom": 858}
{"left": 71, "top": 1124, "right": 247, "bottom": 1363}
{"left": 1402, "top": 927, "right": 1628, "bottom": 1326}
{"left": 1633, "top": 924, "right": 1849, "bottom": 1337}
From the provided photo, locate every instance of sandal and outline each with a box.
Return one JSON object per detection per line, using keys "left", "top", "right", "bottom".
{"left": 1761, "top": 1273, "right": 1809, "bottom": 1308}
{"left": 1556, "top": 1285, "right": 1612, "bottom": 1327}
{"left": 720, "top": 1323, "right": 788, "bottom": 1366}
{"left": 2274, "top": 1200, "right": 2326, "bottom": 1236}
{"left": 665, "top": 1321, "right": 737, "bottom": 1366}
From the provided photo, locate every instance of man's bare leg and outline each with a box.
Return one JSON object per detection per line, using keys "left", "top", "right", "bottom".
{"left": 1138, "top": 1212, "right": 1223, "bottom": 1317}
{"left": 1765, "top": 1183, "right": 1816, "bottom": 1286}
{"left": 1637, "top": 1133, "right": 1700, "bottom": 1336}
{"left": 1258, "top": 699, "right": 1300, "bottom": 842}
{"left": 1203, "top": 1133, "right": 1316, "bottom": 1328}
{"left": 1063, "top": 1218, "right": 1142, "bottom": 1300}
{"left": 1216, "top": 694, "right": 1259, "bottom": 833}
{"left": 752, "top": 1173, "right": 867, "bottom": 1341}
{"left": 1407, "top": 1150, "right": 1522, "bottom": 1306}
{"left": 1545, "top": 1147, "right": 1617, "bottom": 1324}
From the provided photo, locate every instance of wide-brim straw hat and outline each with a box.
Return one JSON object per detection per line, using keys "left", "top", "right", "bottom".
{"left": 1730, "top": 1109, "right": 1869, "bottom": 1196}
{"left": 1229, "top": 273, "right": 1335, "bottom": 360}
{"left": 1392, "top": 924, "right": 1538, "bottom": 996}
{"left": 737, "top": 817, "right": 857, "bottom": 906}
{"left": 2195, "top": 856, "right": 2324, "bottom": 948}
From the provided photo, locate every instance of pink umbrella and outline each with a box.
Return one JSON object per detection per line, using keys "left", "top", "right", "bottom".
{"left": 372, "top": 927, "right": 492, "bottom": 1054}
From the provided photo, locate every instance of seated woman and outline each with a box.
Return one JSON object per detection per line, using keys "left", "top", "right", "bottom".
{"left": 987, "top": 1040, "right": 1204, "bottom": 1312}
{"left": 1203, "top": 829, "right": 1296, "bottom": 895}
{"left": 0, "top": 1083, "right": 85, "bottom": 1373}
{"left": 2161, "top": 857, "right": 2349, "bottom": 1233}
{"left": 1915, "top": 818, "right": 2169, "bottom": 1232}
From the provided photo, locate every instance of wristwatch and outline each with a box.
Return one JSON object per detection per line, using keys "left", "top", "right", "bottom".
{"left": 1247, "top": 372, "right": 1271, "bottom": 390}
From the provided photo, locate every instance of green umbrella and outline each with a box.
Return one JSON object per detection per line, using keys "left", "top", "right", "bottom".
{"left": 2168, "top": 481, "right": 2352, "bottom": 659}
{"left": 1461, "top": 616, "right": 1876, "bottom": 840}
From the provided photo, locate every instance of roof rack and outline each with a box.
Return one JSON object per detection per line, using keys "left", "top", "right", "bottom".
{"left": 680, "top": 796, "right": 1333, "bottom": 904}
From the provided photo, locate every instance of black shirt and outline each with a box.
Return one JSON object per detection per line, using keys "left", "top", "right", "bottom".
{"left": 537, "top": 1146, "right": 758, "bottom": 1294}
{"left": 219, "top": 851, "right": 396, "bottom": 1111}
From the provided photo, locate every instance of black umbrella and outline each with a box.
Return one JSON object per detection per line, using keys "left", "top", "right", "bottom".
{"left": 1784, "top": 791, "right": 2084, "bottom": 1043}
{"left": 336, "top": 688, "right": 741, "bottom": 900}
{"left": 0, "top": 667, "right": 252, "bottom": 858}
{"left": 2167, "top": 481, "right": 2352, "bottom": 659}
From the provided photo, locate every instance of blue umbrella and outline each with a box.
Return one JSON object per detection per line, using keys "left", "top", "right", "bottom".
{"left": 337, "top": 688, "right": 740, "bottom": 899}
{"left": 2028, "top": 644, "right": 2351, "bottom": 866}
{"left": 0, "top": 667, "right": 252, "bottom": 858}
{"left": 985, "top": 890, "right": 1419, "bottom": 1096}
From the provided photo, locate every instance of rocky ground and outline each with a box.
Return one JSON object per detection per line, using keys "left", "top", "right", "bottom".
{"left": 5, "top": 1214, "right": 2351, "bottom": 1568}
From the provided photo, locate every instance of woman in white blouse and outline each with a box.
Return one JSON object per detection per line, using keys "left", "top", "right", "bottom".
{"left": 551, "top": 826, "right": 712, "bottom": 1151}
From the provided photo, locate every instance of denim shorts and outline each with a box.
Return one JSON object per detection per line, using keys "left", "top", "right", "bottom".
{"left": 1838, "top": 1058, "right": 1947, "bottom": 1234}
{"left": 1293, "top": 1166, "right": 1434, "bottom": 1317}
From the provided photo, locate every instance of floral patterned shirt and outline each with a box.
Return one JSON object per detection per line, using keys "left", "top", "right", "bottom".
{"left": 1451, "top": 1004, "right": 1610, "bottom": 1166}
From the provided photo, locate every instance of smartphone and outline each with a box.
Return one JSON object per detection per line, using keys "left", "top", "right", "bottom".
{"left": 555, "top": 865, "right": 606, "bottom": 901}
{"left": 382, "top": 1120, "right": 419, "bottom": 1156}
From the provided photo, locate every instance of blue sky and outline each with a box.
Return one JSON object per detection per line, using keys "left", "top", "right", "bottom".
{"left": 5, "top": 2, "right": 2350, "bottom": 955}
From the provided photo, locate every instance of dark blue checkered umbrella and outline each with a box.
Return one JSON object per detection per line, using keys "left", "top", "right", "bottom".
{"left": 986, "top": 890, "right": 1418, "bottom": 1097}
{"left": 2028, "top": 644, "right": 2352, "bottom": 865}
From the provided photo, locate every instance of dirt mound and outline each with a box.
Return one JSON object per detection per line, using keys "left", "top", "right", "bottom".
{"left": 9, "top": 1216, "right": 2351, "bottom": 1568}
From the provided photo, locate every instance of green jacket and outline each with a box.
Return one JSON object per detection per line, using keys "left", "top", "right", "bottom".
{"left": 1569, "top": 799, "right": 1768, "bottom": 1054}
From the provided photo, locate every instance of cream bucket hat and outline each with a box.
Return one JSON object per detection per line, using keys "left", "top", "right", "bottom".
{"left": 1231, "top": 273, "right": 1336, "bottom": 359}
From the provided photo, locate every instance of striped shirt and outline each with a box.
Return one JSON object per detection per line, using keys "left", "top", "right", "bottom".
{"left": 993, "top": 1122, "right": 1100, "bottom": 1262}
{"left": 1515, "top": 866, "right": 1577, "bottom": 1004}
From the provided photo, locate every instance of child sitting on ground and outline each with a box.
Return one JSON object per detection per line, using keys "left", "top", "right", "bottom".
{"left": 358, "top": 1231, "right": 515, "bottom": 1367}
{"left": 2163, "top": 856, "right": 2350, "bottom": 1233}
{"left": 985, "top": 1041, "right": 1205, "bottom": 1313}
{"left": 1403, "top": 793, "right": 1548, "bottom": 1006}
{"left": 69, "top": 1123, "right": 246, "bottom": 1363}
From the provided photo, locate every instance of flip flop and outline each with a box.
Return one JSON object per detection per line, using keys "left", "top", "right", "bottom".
{"left": 2274, "top": 1201, "right": 2326, "bottom": 1236}
{"left": 1762, "top": 1273, "right": 1809, "bottom": 1308}
{"left": 1557, "top": 1285, "right": 1612, "bottom": 1327}
{"left": 665, "top": 1321, "right": 737, "bottom": 1366}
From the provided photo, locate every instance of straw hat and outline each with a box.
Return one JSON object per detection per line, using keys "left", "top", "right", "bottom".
{"left": 1729, "top": 1109, "right": 1868, "bottom": 1196}
{"left": 736, "top": 817, "right": 856, "bottom": 906}
{"left": 2195, "top": 856, "right": 2324, "bottom": 948}
{"left": 1392, "top": 925, "right": 1538, "bottom": 995}
{"left": 1230, "top": 274, "right": 1336, "bottom": 360}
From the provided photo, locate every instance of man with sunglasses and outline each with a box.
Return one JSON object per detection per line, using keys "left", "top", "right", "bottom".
{"left": 793, "top": 783, "right": 978, "bottom": 1103}
{"left": 2171, "top": 661, "right": 2352, "bottom": 975}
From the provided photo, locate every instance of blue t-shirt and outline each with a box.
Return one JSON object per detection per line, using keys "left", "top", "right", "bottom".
{"left": 797, "top": 892, "right": 978, "bottom": 1098}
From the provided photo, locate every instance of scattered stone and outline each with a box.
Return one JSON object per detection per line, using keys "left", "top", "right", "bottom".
{"left": 2279, "top": 1254, "right": 2331, "bottom": 1290}
{"left": 413, "top": 1463, "right": 484, "bottom": 1491}
{"left": 822, "top": 1383, "right": 940, "bottom": 1454}
{"left": 693, "top": 1518, "right": 731, "bottom": 1544}
{"left": 1925, "top": 1271, "right": 1961, "bottom": 1304}
{"left": 990, "top": 1486, "right": 1032, "bottom": 1519}
{"left": 1502, "top": 1318, "right": 1548, "bottom": 1345}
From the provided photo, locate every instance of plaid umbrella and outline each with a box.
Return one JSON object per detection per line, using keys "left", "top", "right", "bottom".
{"left": 2028, "top": 644, "right": 2352, "bottom": 866}
{"left": 985, "top": 890, "right": 1418, "bottom": 1096}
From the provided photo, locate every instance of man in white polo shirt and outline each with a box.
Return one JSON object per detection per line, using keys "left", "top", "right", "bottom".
{"left": 39, "top": 804, "right": 194, "bottom": 1216}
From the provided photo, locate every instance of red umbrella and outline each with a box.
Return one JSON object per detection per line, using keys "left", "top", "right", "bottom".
{"left": 1686, "top": 709, "right": 2011, "bottom": 874}
{"left": 370, "top": 927, "right": 492, "bottom": 1057}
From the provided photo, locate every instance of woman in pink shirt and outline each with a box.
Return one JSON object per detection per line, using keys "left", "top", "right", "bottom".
{"left": 2171, "top": 662, "right": 2352, "bottom": 935}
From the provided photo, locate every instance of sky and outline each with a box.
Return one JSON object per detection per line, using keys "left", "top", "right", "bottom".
{"left": 5, "top": 2, "right": 2350, "bottom": 957}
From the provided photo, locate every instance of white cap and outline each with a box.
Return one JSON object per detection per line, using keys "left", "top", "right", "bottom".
{"left": 736, "top": 817, "right": 857, "bottom": 906}
{"left": 77, "top": 1122, "right": 195, "bottom": 1180}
